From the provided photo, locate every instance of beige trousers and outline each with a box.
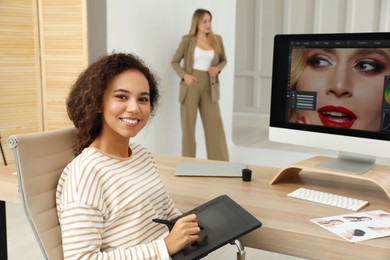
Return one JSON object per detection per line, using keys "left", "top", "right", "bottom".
{"left": 180, "top": 69, "right": 229, "bottom": 161}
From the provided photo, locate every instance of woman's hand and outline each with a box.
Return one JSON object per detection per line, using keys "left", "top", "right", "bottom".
{"left": 184, "top": 74, "right": 197, "bottom": 86}
{"left": 208, "top": 66, "right": 220, "bottom": 77}
{"left": 164, "top": 214, "right": 201, "bottom": 255}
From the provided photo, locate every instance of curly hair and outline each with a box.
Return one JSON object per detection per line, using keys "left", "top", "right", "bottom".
{"left": 66, "top": 53, "right": 160, "bottom": 156}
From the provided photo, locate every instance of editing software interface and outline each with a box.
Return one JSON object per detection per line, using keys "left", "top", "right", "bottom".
{"left": 286, "top": 39, "right": 390, "bottom": 133}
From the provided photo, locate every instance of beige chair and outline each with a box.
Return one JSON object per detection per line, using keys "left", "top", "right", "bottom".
{"left": 7, "top": 127, "right": 75, "bottom": 260}
{"left": 0, "top": 132, "right": 7, "bottom": 165}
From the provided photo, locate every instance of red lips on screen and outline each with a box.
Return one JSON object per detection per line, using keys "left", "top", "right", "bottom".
{"left": 318, "top": 105, "right": 356, "bottom": 128}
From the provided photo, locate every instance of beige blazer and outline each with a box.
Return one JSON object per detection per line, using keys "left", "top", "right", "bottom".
{"left": 171, "top": 35, "right": 227, "bottom": 103}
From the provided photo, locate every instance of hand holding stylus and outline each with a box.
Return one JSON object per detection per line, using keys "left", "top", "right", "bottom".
{"left": 161, "top": 214, "right": 201, "bottom": 256}
{"left": 153, "top": 218, "right": 204, "bottom": 230}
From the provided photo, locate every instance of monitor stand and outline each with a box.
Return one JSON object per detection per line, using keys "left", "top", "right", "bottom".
{"left": 315, "top": 152, "right": 375, "bottom": 175}
{"left": 269, "top": 155, "right": 390, "bottom": 200}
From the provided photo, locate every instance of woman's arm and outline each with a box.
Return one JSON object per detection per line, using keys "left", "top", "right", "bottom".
{"left": 171, "top": 36, "right": 188, "bottom": 79}
{"left": 59, "top": 203, "right": 171, "bottom": 260}
{"left": 216, "top": 35, "right": 227, "bottom": 71}
{"left": 208, "top": 35, "right": 227, "bottom": 77}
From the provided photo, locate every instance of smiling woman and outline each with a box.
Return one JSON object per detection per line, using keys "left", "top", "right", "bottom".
{"left": 96, "top": 70, "right": 152, "bottom": 157}
{"left": 289, "top": 48, "right": 390, "bottom": 131}
{"left": 57, "top": 53, "right": 203, "bottom": 259}
{"left": 171, "top": 8, "right": 229, "bottom": 162}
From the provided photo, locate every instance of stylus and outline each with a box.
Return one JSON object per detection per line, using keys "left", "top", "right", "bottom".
{"left": 152, "top": 218, "right": 204, "bottom": 230}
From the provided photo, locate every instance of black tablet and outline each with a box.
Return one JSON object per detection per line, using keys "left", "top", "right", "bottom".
{"left": 171, "top": 195, "right": 262, "bottom": 260}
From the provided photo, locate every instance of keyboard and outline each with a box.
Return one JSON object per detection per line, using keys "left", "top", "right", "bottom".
{"left": 287, "top": 188, "right": 369, "bottom": 211}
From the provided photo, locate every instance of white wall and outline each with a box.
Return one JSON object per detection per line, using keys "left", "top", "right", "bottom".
{"left": 106, "top": 0, "right": 390, "bottom": 168}
{"left": 107, "top": 0, "right": 236, "bottom": 160}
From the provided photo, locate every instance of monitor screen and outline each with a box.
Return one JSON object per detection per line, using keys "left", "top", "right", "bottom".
{"left": 269, "top": 32, "right": 390, "bottom": 174}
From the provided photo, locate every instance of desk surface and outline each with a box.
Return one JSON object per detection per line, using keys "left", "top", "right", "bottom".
{"left": 1, "top": 156, "right": 389, "bottom": 259}
{"left": 154, "top": 154, "right": 390, "bottom": 260}
{"left": 0, "top": 166, "right": 18, "bottom": 203}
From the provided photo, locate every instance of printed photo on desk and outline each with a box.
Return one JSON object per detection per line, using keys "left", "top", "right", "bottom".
{"left": 311, "top": 210, "right": 390, "bottom": 242}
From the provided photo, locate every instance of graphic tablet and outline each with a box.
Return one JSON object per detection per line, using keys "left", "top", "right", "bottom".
{"left": 171, "top": 195, "right": 262, "bottom": 260}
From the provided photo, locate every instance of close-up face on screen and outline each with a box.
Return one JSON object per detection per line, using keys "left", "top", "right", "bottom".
{"left": 288, "top": 47, "right": 390, "bottom": 131}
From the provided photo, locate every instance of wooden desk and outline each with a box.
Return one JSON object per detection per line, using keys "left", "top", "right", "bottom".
{"left": 154, "top": 155, "right": 390, "bottom": 260}
{"left": 1, "top": 156, "right": 389, "bottom": 259}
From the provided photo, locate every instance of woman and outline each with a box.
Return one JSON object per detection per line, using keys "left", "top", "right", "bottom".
{"left": 289, "top": 48, "right": 390, "bottom": 131}
{"left": 171, "top": 8, "right": 229, "bottom": 161}
{"left": 56, "top": 53, "right": 201, "bottom": 259}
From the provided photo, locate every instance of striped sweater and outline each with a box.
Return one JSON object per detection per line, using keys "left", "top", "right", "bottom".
{"left": 56, "top": 143, "right": 182, "bottom": 259}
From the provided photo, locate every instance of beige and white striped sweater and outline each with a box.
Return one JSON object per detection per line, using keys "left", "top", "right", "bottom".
{"left": 56, "top": 143, "right": 182, "bottom": 259}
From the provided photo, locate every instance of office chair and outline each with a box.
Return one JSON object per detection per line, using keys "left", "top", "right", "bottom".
{"left": 7, "top": 127, "right": 75, "bottom": 260}
{"left": 0, "top": 132, "right": 7, "bottom": 166}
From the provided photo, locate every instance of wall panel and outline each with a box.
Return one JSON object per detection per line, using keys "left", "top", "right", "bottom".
{"left": 258, "top": 0, "right": 284, "bottom": 75}
{"left": 0, "top": 0, "right": 41, "bottom": 164}
{"left": 379, "top": 0, "right": 390, "bottom": 31}
{"left": 235, "top": 0, "right": 256, "bottom": 71}
{"left": 346, "top": 0, "right": 381, "bottom": 32}
{"left": 0, "top": 0, "right": 88, "bottom": 164}
{"left": 234, "top": 0, "right": 284, "bottom": 113}
{"left": 284, "top": 0, "right": 314, "bottom": 33}
{"left": 314, "top": 0, "right": 347, "bottom": 32}
{"left": 39, "top": 0, "right": 88, "bottom": 130}
{"left": 233, "top": 77, "right": 254, "bottom": 111}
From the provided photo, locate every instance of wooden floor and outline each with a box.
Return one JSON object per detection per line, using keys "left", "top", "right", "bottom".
{"left": 3, "top": 116, "right": 306, "bottom": 259}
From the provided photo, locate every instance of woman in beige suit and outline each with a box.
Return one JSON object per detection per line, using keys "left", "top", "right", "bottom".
{"left": 172, "top": 9, "right": 229, "bottom": 161}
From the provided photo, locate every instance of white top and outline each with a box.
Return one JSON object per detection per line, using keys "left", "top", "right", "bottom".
{"left": 56, "top": 143, "right": 181, "bottom": 259}
{"left": 193, "top": 46, "right": 214, "bottom": 71}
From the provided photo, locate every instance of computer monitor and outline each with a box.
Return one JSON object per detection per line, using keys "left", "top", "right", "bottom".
{"left": 269, "top": 32, "right": 390, "bottom": 174}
